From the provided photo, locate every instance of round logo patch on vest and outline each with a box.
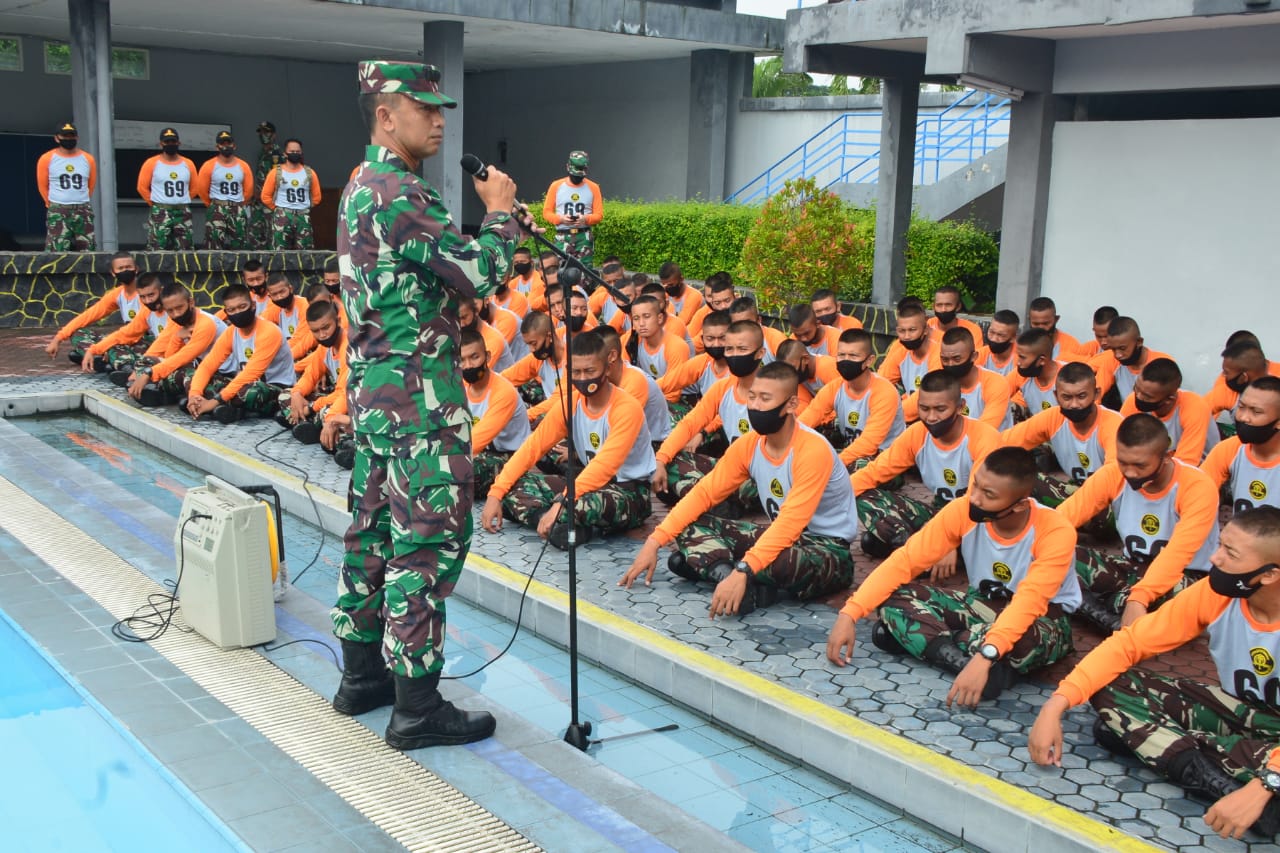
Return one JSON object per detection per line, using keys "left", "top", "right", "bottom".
{"left": 290, "top": 179, "right": 300, "bottom": 187}
{"left": 589, "top": 432, "right": 601, "bottom": 450}
{"left": 992, "top": 562, "right": 1013, "bottom": 583}
{"left": 913, "top": 375, "right": 923, "bottom": 388}
{"left": 1252, "top": 647, "right": 1275, "bottom": 677}
{"left": 571, "top": 193, "right": 580, "bottom": 202}
{"left": 847, "top": 411, "right": 860, "bottom": 428}
{"left": 168, "top": 171, "right": 178, "bottom": 179}
{"left": 1140, "top": 514, "right": 1161, "bottom": 536}
{"left": 738, "top": 418, "right": 749, "bottom": 435}
{"left": 244, "top": 347, "right": 254, "bottom": 359}
{"left": 1077, "top": 452, "right": 1091, "bottom": 470}
{"left": 65, "top": 164, "right": 75, "bottom": 173}
{"left": 943, "top": 468, "right": 958, "bottom": 487}
{"left": 1041, "top": 401, "right": 1052, "bottom": 410}
{"left": 961, "top": 403, "right": 971, "bottom": 416}
{"left": 127, "top": 309, "right": 137, "bottom": 319}
{"left": 769, "top": 478, "right": 784, "bottom": 499}
{"left": 225, "top": 172, "right": 234, "bottom": 180}
{"left": 1251, "top": 480, "right": 1268, "bottom": 501}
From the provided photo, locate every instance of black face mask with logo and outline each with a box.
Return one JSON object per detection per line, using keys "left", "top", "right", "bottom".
{"left": 725, "top": 354, "right": 761, "bottom": 378}
{"left": 462, "top": 365, "right": 487, "bottom": 385}
{"left": 572, "top": 373, "right": 605, "bottom": 397}
{"left": 1209, "top": 563, "right": 1276, "bottom": 599}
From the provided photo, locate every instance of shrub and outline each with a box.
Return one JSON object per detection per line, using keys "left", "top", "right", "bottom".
{"left": 905, "top": 218, "right": 1000, "bottom": 311}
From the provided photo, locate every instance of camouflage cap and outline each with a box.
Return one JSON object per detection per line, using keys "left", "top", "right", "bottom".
{"left": 567, "top": 150, "right": 589, "bottom": 176}
{"left": 357, "top": 60, "right": 457, "bottom": 109}
{"left": 216, "top": 131, "right": 234, "bottom": 143}
{"left": 159, "top": 127, "right": 180, "bottom": 141}
{"left": 57, "top": 122, "right": 77, "bottom": 136}
{"left": 257, "top": 120, "right": 276, "bottom": 133}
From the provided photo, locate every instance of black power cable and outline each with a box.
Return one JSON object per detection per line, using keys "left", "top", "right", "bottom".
{"left": 112, "top": 513, "right": 209, "bottom": 643}
{"left": 252, "top": 427, "right": 326, "bottom": 585}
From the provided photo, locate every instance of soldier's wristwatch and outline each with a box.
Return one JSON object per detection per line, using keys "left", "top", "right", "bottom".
{"left": 734, "top": 561, "right": 752, "bottom": 576}
{"left": 1260, "top": 770, "right": 1280, "bottom": 794}
{"left": 978, "top": 643, "right": 1001, "bottom": 662}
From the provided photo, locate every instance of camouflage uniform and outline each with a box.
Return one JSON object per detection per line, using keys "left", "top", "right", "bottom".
{"left": 145, "top": 204, "right": 193, "bottom": 250}
{"left": 500, "top": 472, "right": 651, "bottom": 536}
{"left": 68, "top": 329, "right": 105, "bottom": 363}
{"left": 205, "top": 201, "right": 250, "bottom": 250}
{"left": 1092, "top": 669, "right": 1280, "bottom": 781}
{"left": 270, "top": 207, "right": 314, "bottom": 250}
{"left": 1072, "top": 548, "right": 1188, "bottom": 617}
{"left": 878, "top": 584, "right": 1074, "bottom": 673}
{"left": 555, "top": 228, "right": 594, "bottom": 268}
{"left": 472, "top": 449, "right": 512, "bottom": 499}
{"left": 331, "top": 82, "right": 519, "bottom": 680}
{"left": 856, "top": 487, "right": 939, "bottom": 550}
{"left": 250, "top": 140, "right": 284, "bottom": 250}
{"left": 45, "top": 203, "right": 96, "bottom": 251}
{"left": 673, "top": 514, "right": 854, "bottom": 601}
{"left": 198, "top": 372, "right": 287, "bottom": 416}
{"left": 663, "top": 450, "right": 758, "bottom": 514}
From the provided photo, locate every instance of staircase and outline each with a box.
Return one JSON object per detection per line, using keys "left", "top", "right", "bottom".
{"left": 724, "top": 90, "right": 1011, "bottom": 205}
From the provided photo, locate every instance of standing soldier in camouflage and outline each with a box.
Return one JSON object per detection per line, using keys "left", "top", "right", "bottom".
{"left": 541, "top": 150, "right": 603, "bottom": 268}
{"left": 249, "top": 121, "right": 284, "bottom": 250}
{"left": 260, "top": 139, "right": 321, "bottom": 249}
{"left": 330, "top": 59, "right": 522, "bottom": 750}
{"left": 136, "top": 128, "right": 197, "bottom": 250}
{"left": 194, "top": 131, "right": 254, "bottom": 250}
{"left": 36, "top": 122, "right": 97, "bottom": 251}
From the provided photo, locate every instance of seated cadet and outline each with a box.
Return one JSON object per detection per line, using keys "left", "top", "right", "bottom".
{"left": 303, "top": 280, "right": 349, "bottom": 330}
{"left": 599, "top": 274, "right": 638, "bottom": 333}
{"left": 1207, "top": 339, "right": 1280, "bottom": 428}
{"left": 242, "top": 258, "right": 271, "bottom": 316}
{"left": 1026, "top": 296, "right": 1086, "bottom": 360}
{"left": 548, "top": 284, "right": 598, "bottom": 343}
{"left": 47, "top": 251, "right": 139, "bottom": 366}
{"left": 878, "top": 301, "right": 939, "bottom": 396}
{"left": 84, "top": 272, "right": 166, "bottom": 376}
{"left": 926, "top": 285, "right": 984, "bottom": 344}
{"left": 800, "top": 328, "right": 905, "bottom": 471}
{"left": 597, "top": 325, "right": 672, "bottom": 445}
{"left": 185, "top": 284, "right": 296, "bottom": 423}
{"left": 903, "top": 327, "right": 1011, "bottom": 429}
{"left": 658, "top": 310, "right": 732, "bottom": 418}
{"left": 1008, "top": 327, "right": 1060, "bottom": 420}
{"left": 261, "top": 271, "right": 315, "bottom": 367}
{"left": 538, "top": 251, "right": 562, "bottom": 297}
{"left": 1057, "top": 413, "right": 1221, "bottom": 632}
{"left": 853, "top": 370, "right": 1001, "bottom": 557}
{"left": 1201, "top": 378, "right": 1280, "bottom": 515}
{"left": 481, "top": 330, "right": 655, "bottom": 550}
{"left": 1120, "top": 357, "right": 1218, "bottom": 464}
{"left": 811, "top": 288, "right": 862, "bottom": 331}
{"left": 481, "top": 296, "right": 528, "bottom": 362}
{"left": 637, "top": 281, "right": 693, "bottom": 350}
{"left": 124, "top": 282, "right": 223, "bottom": 408}
{"left": 1077, "top": 305, "right": 1119, "bottom": 359}
{"left": 975, "top": 309, "right": 1019, "bottom": 377}
{"left": 490, "top": 269, "right": 531, "bottom": 320}
{"left": 626, "top": 295, "right": 690, "bottom": 395}
{"left": 457, "top": 297, "right": 514, "bottom": 371}
{"left": 507, "top": 246, "right": 546, "bottom": 313}
{"left": 588, "top": 260, "right": 627, "bottom": 319}
{"left": 1001, "top": 361, "right": 1122, "bottom": 506}
{"left": 729, "top": 296, "right": 786, "bottom": 359}
{"left": 1090, "top": 316, "right": 1172, "bottom": 409}
{"left": 788, "top": 303, "right": 841, "bottom": 358}
{"left": 1029, "top": 507, "right": 1280, "bottom": 841}
{"left": 774, "top": 338, "right": 837, "bottom": 410}
{"left": 623, "top": 362, "right": 858, "bottom": 614}
{"left": 503, "top": 311, "right": 564, "bottom": 409}
{"left": 828, "top": 447, "right": 1081, "bottom": 706}
{"left": 659, "top": 261, "right": 704, "bottom": 324}
{"left": 652, "top": 320, "right": 768, "bottom": 509}
{"left": 688, "top": 271, "right": 736, "bottom": 352}
{"left": 282, "top": 299, "right": 348, "bottom": 447}
{"left": 460, "top": 328, "right": 530, "bottom": 498}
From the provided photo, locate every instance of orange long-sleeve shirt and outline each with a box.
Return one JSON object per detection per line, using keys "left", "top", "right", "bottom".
{"left": 189, "top": 320, "right": 286, "bottom": 403}
{"left": 801, "top": 374, "right": 903, "bottom": 465}
{"left": 147, "top": 313, "right": 219, "bottom": 382}
{"left": 850, "top": 417, "right": 1001, "bottom": 494}
{"left": 670, "top": 287, "right": 705, "bottom": 324}
{"left": 658, "top": 353, "right": 725, "bottom": 398}
{"left": 926, "top": 316, "right": 985, "bottom": 344}
{"left": 686, "top": 305, "right": 712, "bottom": 353}
{"left": 488, "top": 384, "right": 645, "bottom": 499}
{"left": 260, "top": 165, "right": 322, "bottom": 210}
{"left": 54, "top": 285, "right": 133, "bottom": 341}
{"left": 656, "top": 376, "right": 741, "bottom": 465}
{"left": 541, "top": 178, "right": 604, "bottom": 227}
{"left": 791, "top": 325, "right": 842, "bottom": 357}
{"left": 493, "top": 288, "right": 531, "bottom": 319}
{"left": 87, "top": 305, "right": 158, "bottom": 356}
{"left": 653, "top": 428, "right": 841, "bottom": 572}
{"left": 1056, "top": 460, "right": 1219, "bottom": 606}
{"left": 1204, "top": 361, "right": 1280, "bottom": 417}
{"left": 292, "top": 337, "right": 347, "bottom": 399}
{"left": 840, "top": 499, "right": 1077, "bottom": 655}
{"left": 136, "top": 155, "right": 198, "bottom": 204}
{"left": 877, "top": 335, "right": 941, "bottom": 391}
{"left": 36, "top": 148, "right": 97, "bottom": 205}
{"left": 1049, "top": 329, "right": 1087, "bottom": 360}
{"left": 259, "top": 297, "right": 315, "bottom": 363}
{"left": 1088, "top": 348, "right": 1172, "bottom": 399}
{"left": 975, "top": 344, "right": 1016, "bottom": 375}
{"left": 1119, "top": 389, "right": 1215, "bottom": 465}
{"left": 1001, "top": 407, "right": 1121, "bottom": 473}
{"left": 903, "top": 367, "right": 1010, "bottom": 429}
{"left": 193, "top": 157, "right": 255, "bottom": 205}
{"left": 627, "top": 330, "right": 691, "bottom": 400}
{"left": 511, "top": 272, "right": 547, "bottom": 314}
{"left": 468, "top": 374, "right": 521, "bottom": 454}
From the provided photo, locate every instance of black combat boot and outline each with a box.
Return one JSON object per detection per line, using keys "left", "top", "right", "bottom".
{"left": 331, "top": 640, "right": 395, "bottom": 716}
{"left": 385, "top": 673, "right": 496, "bottom": 750}
{"left": 1076, "top": 589, "right": 1122, "bottom": 633}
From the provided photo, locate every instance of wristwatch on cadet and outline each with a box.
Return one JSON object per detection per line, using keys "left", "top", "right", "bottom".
{"left": 978, "top": 643, "right": 1001, "bottom": 662}
{"left": 734, "top": 561, "right": 752, "bottom": 577}
{"left": 1260, "top": 769, "right": 1280, "bottom": 794}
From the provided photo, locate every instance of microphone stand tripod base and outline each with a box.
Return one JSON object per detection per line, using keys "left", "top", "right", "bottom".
{"left": 564, "top": 720, "right": 593, "bottom": 752}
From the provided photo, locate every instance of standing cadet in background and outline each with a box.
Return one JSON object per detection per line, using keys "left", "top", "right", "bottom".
{"left": 137, "top": 128, "right": 197, "bottom": 250}
{"left": 330, "top": 60, "right": 521, "bottom": 751}
{"left": 261, "top": 139, "right": 321, "bottom": 249}
{"left": 195, "top": 131, "right": 254, "bottom": 250}
{"left": 542, "top": 150, "right": 603, "bottom": 267}
{"left": 249, "top": 120, "right": 284, "bottom": 249}
{"left": 36, "top": 122, "right": 97, "bottom": 251}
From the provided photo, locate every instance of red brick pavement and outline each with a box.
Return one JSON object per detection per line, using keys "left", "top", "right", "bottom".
{"left": 0, "top": 327, "right": 93, "bottom": 378}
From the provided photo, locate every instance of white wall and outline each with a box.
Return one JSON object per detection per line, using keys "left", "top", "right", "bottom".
{"left": 1039, "top": 118, "right": 1280, "bottom": 395}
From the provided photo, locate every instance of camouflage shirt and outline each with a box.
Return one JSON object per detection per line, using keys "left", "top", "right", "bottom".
{"left": 339, "top": 144, "right": 520, "bottom": 439}
{"left": 255, "top": 143, "right": 283, "bottom": 187}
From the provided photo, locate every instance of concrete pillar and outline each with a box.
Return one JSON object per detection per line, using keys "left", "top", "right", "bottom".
{"left": 871, "top": 77, "right": 919, "bottom": 305}
{"left": 67, "top": 0, "right": 117, "bottom": 250}
{"left": 994, "top": 93, "right": 1069, "bottom": 315}
{"left": 686, "top": 49, "right": 731, "bottom": 201}
{"left": 422, "top": 21, "right": 464, "bottom": 221}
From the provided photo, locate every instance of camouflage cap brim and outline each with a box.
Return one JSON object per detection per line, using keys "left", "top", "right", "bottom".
{"left": 358, "top": 60, "right": 457, "bottom": 109}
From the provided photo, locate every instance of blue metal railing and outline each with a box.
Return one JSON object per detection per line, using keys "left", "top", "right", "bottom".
{"left": 724, "top": 90, "right": 1010, "bottom": 204}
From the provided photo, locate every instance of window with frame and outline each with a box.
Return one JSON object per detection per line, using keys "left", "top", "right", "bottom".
{"left": 44, "top": 41, "right": 149, "bottom": 80}
{"left": 0, "top": 36, "right": 21, "bottom": 72}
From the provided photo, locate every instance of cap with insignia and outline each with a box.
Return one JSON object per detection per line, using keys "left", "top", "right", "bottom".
{"left": 257, "top": 121, "right": 275, "bottom": 133}
{"left": 159, "top": 127, "right": 180, "bottom": 141}
{"left": 567, "top": 150, "right": 589, "bottom": 177}
{"left": 216, "top": 131, "right": 234, "bottom": 144}
{"left": 357, "top": 60, "right": 457, "bottom": 108}
{"left": 57, "top": 122, "right": 77, "bottom": 136}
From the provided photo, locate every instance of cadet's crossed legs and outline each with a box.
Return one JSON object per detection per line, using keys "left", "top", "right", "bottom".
{"left": 501, "top": 471, "right": 651, "bottom": 535}
{"left": 1073, "top": 547, "right": 1188, "bottom": 616}
{"left": 471, "top": 449, "right": 511, "bottom": 499}
{"left": 856, "top": 487, "right": 938, "bottom": 549}
{"left": 664, "top": 450, "right": 758, "bottom": 513}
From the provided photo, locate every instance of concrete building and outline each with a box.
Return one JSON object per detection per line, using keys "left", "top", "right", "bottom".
{"left": 785, "top": 0, "right": 1280, "bottom": 391}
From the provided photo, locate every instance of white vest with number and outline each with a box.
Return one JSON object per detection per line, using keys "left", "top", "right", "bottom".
{"left": 231, "top": 325, "right": 296, "bottom": 386}
{"left": 554, "top": 181, "right": 594, "bottom": 231}
{"left": 1209, "top": 598, "right": 1280, "bottom": 707}
{"left": 47, "top": 152, "right": 92, "bottom": 205}
{"left": 835, "top": 381, "right": 905, "bottom": 450}
{"left": 716, "top": 382, "right": 753, "bottom": 445}
{"left": 960, "top": 502, "right": 1082, "bottom": 611}
{"left": 916, "top": 425, "right": 976, "bottom": 503}
{"left": 746, "top": 427, "right": 860, "bottom": 542}
{"left": 274, "top": 166, "right": 313, "bottom": 210}
{"left": 1111, "top": 461, "right": 1219, "bottom": 569}
{"left": 1049, "top": 416, "right": 1108, "bottom": 485}
{"left": 467, "top": 379, "right": 530, "bottom": 453}
{"left": 150, "top": 160, "right": 192, "bottom": 205}
{"left": 1227, "top": 444, "right": 1280, "bottom": 515}
{"left": 570, "top": 391, "right": 656, "bottom": 483}
{"left": 209, "top": 160, "right": 247, "bottom": 203}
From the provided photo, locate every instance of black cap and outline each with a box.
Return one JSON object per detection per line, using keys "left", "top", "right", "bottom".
{"left": 256, "top": 121, "right": 275, "bottom": 133}
{"left": 159, "top": 127, "right": 180, "bottom": 141}
{"left": 216, "top": 131, "right": 234, "bottom": 144}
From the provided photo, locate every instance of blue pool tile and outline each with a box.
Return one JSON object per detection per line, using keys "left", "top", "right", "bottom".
{"left": 773, "top": 799, "right": 879, "bottom": 845}
{"left": 847, "top": 823, "right": 947, "bottom": 853}
{"left": 684, "top": 751, "right": 779, "bottom": 787}
{"left": 631, "top": 765, "right": 724, "bottom": 802}
{"left": 734, "top": 772, "right": 829, "bottom": 814}
{"left": 678, "top": 790, "right": 770, "bottom": 832}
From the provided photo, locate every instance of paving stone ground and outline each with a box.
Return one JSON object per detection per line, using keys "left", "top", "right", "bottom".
{"left": 0, "top": 326, "right": 1272, "bottom": 853}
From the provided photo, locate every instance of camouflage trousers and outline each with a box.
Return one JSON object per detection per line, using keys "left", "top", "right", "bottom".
{"left": 146, "top": 204, "right": 193, "bottom": 250}
{"left": 856, "top": 487, "right": 938, "bottom": 549}
{"left": 119, "top": 355, "right": 181, "bottom": 404}
{"left": 68, "top": 328, "right": 106, "bottom": 364}
{"left": 472, "top": 449, "right": 511, "bottom": 499}
{"left": 70, "top": 330, "right": 153, "bottom": 372}
{"left": 1032, "top": 473, "right": 1076, "bottom": 508}
{"left": 1092, "top": 669, "right": 1280, "bottom": 782}
{"left": 554, "top": 228, "right": 593, "bottom": 268}
{"left": 271, "top": 208, "right": 314, "bottom": 250}
{"left": 45, "top": 203, "right": 96, "bottom": 251}
{"left": 673, "top": 514, "right": 855, "bottom": 601}
{"left": 1074, "top": 547, "right": 1188, "bottom": 615}
{"left": 333, "top": 427, "right": 473, "bottom": 678}
{"left": 878, "top": 584, "right": 1074, "bottom": 673}
{"left": 661, "top": 450, "right": 760, "bottom": 510}
{"left": 248, "top": 201, "right": 273, "bottom": 249}
{"left": 198, "top": 372, "right": 287, "bottom": 416}
{"left": 1219, "top": 420, "right": 1237, "bottom": 441}
{"left": 204, "top": 201, "right": 251, "bottom": 249}
{"left": 668, "top": 399, "right": 694, "bottom": 423}
{"left": 501, "top": 472, "right": 651, "bottom": 536}
{"left": 518, "top": 381, "right": 547, "bottom": 407}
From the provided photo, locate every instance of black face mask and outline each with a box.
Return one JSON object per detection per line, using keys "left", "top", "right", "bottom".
{"left": 513, "top": 262, "right": 532, "bottom": 276}
{"left": 462, "top": 365, "right": 487, "bottom": 384}
{"left": 934, "top": 310, "right": 957, "bottom": 326}
{"left": 1060, "top": 404, "right": 1094, "bottom": 424}
{"left": 1125, "top": 464, "right": 1163, "bottom": 493}
{"left": 943, "top": 360, "right": 973, "bottom": 380}
{"left": 968, "top": 499, "right": 1019, "bottom": 525}
{"left": 572, "top": 373, "right": 605, "bottom": 397}
{"left": 568, "top": 174, "right": 585, "bottom": 185}
{"left": 218, "top": 146, "right": 235, "bottom": 157}
{"left": 532, "top": 341, "right": 555, "bottom": 362}
{"left": 171, "top": 307, "right": 196, "bottom": 328}
{"left": 1133, "top": 396, "right": 1166, "bottom": 414}
{"left": 816, "top": 312, "right": 839, "bottom": 327}
{"left": 924, "top": 413, "right": 960, "bottom": 439}
{"left": 316, "top": 329, "right": 342, "bottom": 349}
{"left": 272, "top": 295, "right": 295, "bottom": 311}
{"left": 704, "top": 345, "right": 726, "bottom": 361}
{"left": 664, "top": 283, "right": 683, "bottom": 297}
{"left": 58, "top": 138, "right": 77, "bottom": 150}
{"left": 747, "top": 402, "right": 788, "bottom": 436}
{"left": 1209, "top": 563, "right": 1276, "bottom": 599}
{"left": 325, "top": 282, "right": 341, "bottom": 297}
{"left": 227, "top": 307, "right": 256, "bottom": 329}
{"left": 249, "top": 287, "right": 268, "bottom": 300}
{"left": 143, "top": 297, "right": 163, "bottom": 313}
{"left": 725, "top": 354, "right": 761, "bottom": 378}
{"left": 1017, "top": 361, "right": 1044, "bottom": 379}
{"left": 836, "top": 358, "right": 867, "bottom": 382}
{"left": 162, "top": 143, "right": 179, "bottom": 156}
{"left": 286, "top": 152, "right": 303, "bottom": 164}
{"left": 985, "top": 337, "right": 1012, "bottom": 355}
{"left": 1236, "top": 417, "right": 1280, "bottom": 445}
{"left": 1117, "top": 346, "right": 1145, "bottom": 367}
{"left": 115, "top": 269, "right": 137, "bottom": 285}
{"left": 1226, "top": 373, "right": 1251, "bottom": 394}
{"left": 566, "top": 315, "right": 586, "bottom": 333}
{"left": 900, "top": 335, "right": 926, "bottom": 351}
{"left": 615, "top": 301, "right": 631, "bottom": 315}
